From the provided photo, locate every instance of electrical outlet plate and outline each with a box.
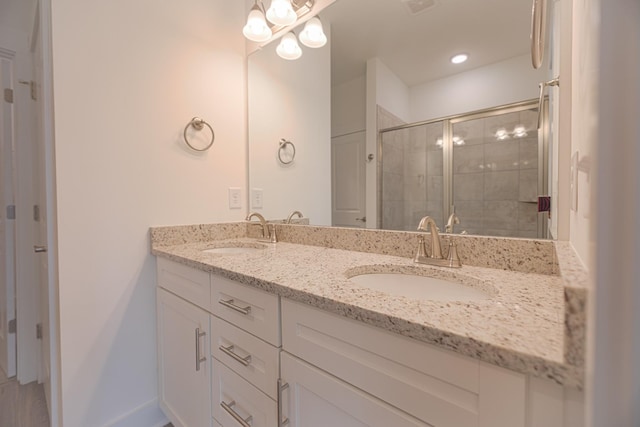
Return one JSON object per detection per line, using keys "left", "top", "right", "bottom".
{"left": 228, "top": 188, "right": 242, "bottom": 209}
{"left": 251, "top": 188, "right": 263, "bottom": 209}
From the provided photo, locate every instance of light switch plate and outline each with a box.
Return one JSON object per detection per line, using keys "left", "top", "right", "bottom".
{"left": 251, "top": 188, "right": 263, "bottom": 209}
{"left": 228, "top": 187, "right": 242, "bottom": 209}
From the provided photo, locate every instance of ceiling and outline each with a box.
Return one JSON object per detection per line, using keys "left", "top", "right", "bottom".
{"left": 320, "top": 0, "right": 533, "bottom": 87}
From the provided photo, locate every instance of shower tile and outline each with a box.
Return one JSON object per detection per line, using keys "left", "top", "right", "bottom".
{"left": 382, "top": 145, "right": 404, "bottom": 173}
{"left": 409, "top": 125, "right": 427, "bottom": 151}
{"left": 483, "top": 200, "right": 519, "bottom": 230}
{"left": 453, "top": 201, "right": 484, "bottom": 230}
{"left": 404, "top": 176, "right": 427, "bottom": 202}
{"left": 452, "top": 119, "right": 485, "bottom": 146}
{"left": 519, "top": 139, "right": 538, "bottom": 170}
{"left": 382, "top": 200, "right": 405, "bottom": 230}
{"left": 518, "top": 202, "right": 539, "bottom": 231}
{"left": 519, "top": 109, "right": 538, "bottom": 131}
{"left": 484, "top": 171, "right": 519, "bottom": 200}
{"left": 453, "top": 145, "right": 485, "bottom": 174}
{"left": 382, "top": 172, "right": 404, "bottom": 201}
{"left": 519, "top": 169, "right": 538, "bottom": 202}
{"left": 425, "top": 123, "right": 444, "bottom": 151}
{"left": 485, "top": 140, "right": 520, "bottom": 171}
{"left": 407, "top": 150, "right": 427, "bottom": 175}
{"left": 454, "top": 173, "right": 484, "bottom": 201}
{"left": 426, "top": 175, "right": 443, "bottom": 201}
{"left": 484, "top": 228, "right": 522, "bottom": 238}
{"left": 483, "top": 111, "right": 521, "bottom": 139}
{"left": 427, "top": 149, "right": 443, "bottom": 175}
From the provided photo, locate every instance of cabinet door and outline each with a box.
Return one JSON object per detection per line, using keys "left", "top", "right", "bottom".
{"left": 280, "top": 352, "right": 430, "bottom": 427}
{"left": 157, "top": 288, "right": 210, "bottom": 427}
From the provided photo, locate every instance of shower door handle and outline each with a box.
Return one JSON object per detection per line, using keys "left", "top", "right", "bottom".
{"left": 34, "top": 245, "right": 47, "bottom": 253}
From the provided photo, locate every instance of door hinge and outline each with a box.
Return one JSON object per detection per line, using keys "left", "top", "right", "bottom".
{"left": 4, "top": 88, "right": 13, "bottom": 103}
{"left": 36, "top": 323, "right": 43, "bottom": 340}
{"left": 6, "top": 205, "right": 16, "bottom": 220}
{"left": 8, "top": 319, "right": 16, "bottom": 334}
{"left": 33, "top": 204, "right": 40, "bottom": 222}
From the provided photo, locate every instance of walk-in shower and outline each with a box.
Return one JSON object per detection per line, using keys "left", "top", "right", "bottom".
{"left": 379, "top": 99, "right": 548, "bottom": 238}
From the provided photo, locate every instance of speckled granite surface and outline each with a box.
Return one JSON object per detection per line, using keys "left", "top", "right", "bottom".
{"left": 150, "top": 223, "right": 585, "bottom": 388}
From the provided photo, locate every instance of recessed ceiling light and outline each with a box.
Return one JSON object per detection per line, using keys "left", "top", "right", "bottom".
{"left": 450, "top": 53, "right": 468, "bottom": 64}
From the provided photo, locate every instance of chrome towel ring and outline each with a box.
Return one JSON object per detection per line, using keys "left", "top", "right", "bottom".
{"left": 278, "top": 139, "right": 296, "bottom": 165}
{"left": 183, "top": 117, "right": 215, "bottom": 151}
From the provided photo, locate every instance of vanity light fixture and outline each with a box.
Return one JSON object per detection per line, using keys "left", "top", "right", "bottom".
{"left": 243, "top": 1, "right": 273, "bottom": 42}
{"left": 277, "top": 32, "right": 303, "bottom": 60}
{"left": 513, "top": 125, "right": 528, "bottom": 138}
{"left": 266, "top": 0, "right": 297, "bottom": 26}
{"left": 450, "top": 53, "right": 468, "bottom": 64}
{"left": 299, "top": 17, "right": 327, "bottom": 48}
{"left": 453, "top": 135, "right": 465, "bottom": 146}
{"left": 495, "top": 128, "right": 510, "bottom": 140}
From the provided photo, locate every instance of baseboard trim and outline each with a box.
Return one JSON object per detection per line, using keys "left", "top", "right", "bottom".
{"left": 102, "top": 397, "right": 169, "bottom": 427}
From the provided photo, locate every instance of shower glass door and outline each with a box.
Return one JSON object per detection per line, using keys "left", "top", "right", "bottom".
{"left": 379, "top": 100, "right": 547, "bottom": 238}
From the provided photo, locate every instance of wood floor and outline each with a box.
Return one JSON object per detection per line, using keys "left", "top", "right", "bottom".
{"left": 0, "top": 368, "right": 50, "bottom": 427}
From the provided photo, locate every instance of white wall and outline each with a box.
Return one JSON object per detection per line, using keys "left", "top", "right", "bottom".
{"left": 371, "top": 58, "right": 411, "bottom": 123}
{"left": 409, "top": 54, "right": 546, "bottom": 122}
{"left": 248, "top": 33, "right": 331, "bottom": 225}
{"left": 50, "top": 1, "right": 247, "bottom": 426}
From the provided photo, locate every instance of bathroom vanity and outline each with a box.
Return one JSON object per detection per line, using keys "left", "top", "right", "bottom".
{"left": 152, "top": 222, "right": 586, "bottom": 427}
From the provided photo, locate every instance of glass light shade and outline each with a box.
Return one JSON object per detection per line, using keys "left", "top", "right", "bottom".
{"left": 276, "top": 32, "right": 302, "bottom": 60}
{"left": 299, "top": 17, "right": 327, "bottom": 48}
{"left": 243, "top": 6, "right": 272, "bottom": 42}
{"left": 266, "top": 0, "right": 297, "bottom": 26}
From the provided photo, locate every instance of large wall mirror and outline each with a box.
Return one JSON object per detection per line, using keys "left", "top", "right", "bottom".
{"left": 248, "top": 0, "right": 560, "bottom": 239}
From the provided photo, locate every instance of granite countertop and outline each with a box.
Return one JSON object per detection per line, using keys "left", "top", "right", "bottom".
{"left": 152, "top": 236, "right": 583, "bottom": 388}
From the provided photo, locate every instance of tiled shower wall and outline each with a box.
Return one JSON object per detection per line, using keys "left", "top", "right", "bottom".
{"left": 381, "top": 105, "right": 541, "bottom": 238}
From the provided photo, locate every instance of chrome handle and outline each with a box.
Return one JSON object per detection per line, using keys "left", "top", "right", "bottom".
{"left": 195, "top": 328, "right": 206, "bottom": 372}
{"left": 218, "top": 299, "right": 252, "bottom": 315}
{"left": 219, "top": 344, "right": 252, "bottom": 367}
{"left": 537, "top": 77, "right": 560, "bottom": 129}
{"left": 34, "top": 245, "right": 47, "bottom": 253}
{"left": 355, "top": 217, "right": 366, "bottom": 222}
{"left": 220, "top": 400, "right": 253, "bottom": 427}
{"left": 278, "top": 379, "right": 290, "bottom": 426}
{"left": 530, "top": 0, "right": 547, "bottom": 69}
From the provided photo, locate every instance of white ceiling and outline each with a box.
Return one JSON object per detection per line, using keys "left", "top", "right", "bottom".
{"left": 0, "top": 0, "right": 37, "bottom": 35}
{"left": 321, "top": 0, "right": 533, "bottom": 87}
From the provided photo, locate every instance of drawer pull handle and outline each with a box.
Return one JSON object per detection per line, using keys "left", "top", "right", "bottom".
{"left": 219, "top": 299, "right": 252, "bottom": 315}
{"left": 195, "top": 328, "right": 206, "bottom": 372}
{"left": 221, "top": 400, "right": 253, "bottom": 427}
{"left": 278, "top": 379, "right": 290, "bottom": 426}
{"left": 220, "top": 344, "right": 252, "bottom": 367}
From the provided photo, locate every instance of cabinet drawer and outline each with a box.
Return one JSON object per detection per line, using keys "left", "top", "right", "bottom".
{"left": 212, "top": 358, "right": 277, "bottom": 427}
{"left": 157, "top": 257, "right": 210, "bottom": 311}
{"left": 282, "top": 299, "right": 481, "bottom": 426}
{"left": 211, "top": 315, "right": 279, "bottom": 399}
{"left": 210, "top": 275, "right": 280, "bottom": 346}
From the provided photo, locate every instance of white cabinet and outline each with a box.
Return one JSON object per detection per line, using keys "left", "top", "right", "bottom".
{"left": 280, "top": 352, "right": 430, "bottom": 427}
{"left": 157, "top": 287, "right": 210, "bottom": 427}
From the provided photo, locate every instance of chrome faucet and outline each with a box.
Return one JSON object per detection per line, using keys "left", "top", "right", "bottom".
{"left": 245, "top": 212, "right": 268, "bottom": 239}
{"left": 445, "top": 212, "right": 460, "bottom": 234}
{"left": 286, "top": 210, "right": 303, "bottom": 224}
{"left": 415, "top": 216, "right": 462, "bottom": 268}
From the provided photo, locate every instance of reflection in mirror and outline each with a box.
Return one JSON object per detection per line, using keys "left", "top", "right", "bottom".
{"left": 380, "top": 100, "right": 548, "bottom": 239}
{"left": 248, "top": 0, "right": 559, "bottom": 238}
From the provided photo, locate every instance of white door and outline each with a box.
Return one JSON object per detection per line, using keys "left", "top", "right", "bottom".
{"left": 331, "top": 131, "right": 366, "bottom": 228}
{"left": 280, "top": 352, "right": 429, "bottom": 427}
{"left": 157, "top": 288, "right": 210, "bottom": 427}
{"left": 0, "top": 54, "right": 17, "bottom": 379}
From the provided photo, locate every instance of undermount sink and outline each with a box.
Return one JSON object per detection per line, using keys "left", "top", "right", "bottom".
{"left": 202, "top": 242, "right": 267, "bottom": 255}
{"left": 347, "top": 269, "right": 494, "bottom": 302}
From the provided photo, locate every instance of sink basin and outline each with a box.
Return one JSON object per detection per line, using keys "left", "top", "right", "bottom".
{"left": 202, "top": 242, "right": 267, "bottom": 255}
{"left": 348, "top": 272, "right": 492, "bottom": 302}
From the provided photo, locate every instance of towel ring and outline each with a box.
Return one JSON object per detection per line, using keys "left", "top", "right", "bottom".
{"left": 183, "top": 117, "right": 215, "bottom": 151}
{"left": 278, "top": 139, "right": 296, "bottom": 165}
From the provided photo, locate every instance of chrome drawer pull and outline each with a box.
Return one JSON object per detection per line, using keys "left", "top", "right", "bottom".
{"left": 195, "top": 328, "right": 206, "bottom": 372}
{"left": 278, "top": 379, "right": 290, "bottom": 426}
{"left": 220, "top": 344, "right": 252, "bottom": 367}
{"left": 219, "top": 298, "right": 252, "bottom": 315}
{"left": 221, "top": 400, "right": 253, "bottom": 427}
